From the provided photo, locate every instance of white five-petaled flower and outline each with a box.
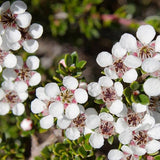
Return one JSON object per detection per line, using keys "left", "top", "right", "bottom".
{"left": 0, "top": 80, "right": 28, "bottom": 116}
{"left": 96, "top": 42, "right": 140, "bottom": 83}
{"left": 57, "top": 106, "right": 97, "bottom": 141}
{"left": 2, "top": 55, "right": 41, "bottom": 87}
{"left": 0, "top": 1, "right": 43, "bottom": 53}
{"left": 87, "top": 76, "right": 124, "bottom": 114}
{"left": 108, "top": 146, "right": 140, "bottom": 160}
{"left": 86, "top": 112, "right": 116, "bottom": 148}
{"left": 31, "top": 76, "right": 88, "bottom": 129}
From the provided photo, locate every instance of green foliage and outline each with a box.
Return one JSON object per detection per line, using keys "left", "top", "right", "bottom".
{"left": 36, "top": 134, "right": 106, "bottom": 160}
{"left": 49, "top": 0, "right": 103, "bottom": 39}
{"left": 123, "top": 81, "right": 149, "bottom": 106}
{"left": 53, "top": 52, "right": 87, "bottom": 83}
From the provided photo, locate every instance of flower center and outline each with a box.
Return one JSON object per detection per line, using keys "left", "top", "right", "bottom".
{"left": 113, "top": 59, "right": 128, "bottom": 76}
{"left": 149, "top": 96, "right": 160, "bottom": 111}
{"left": 101, "top": 87, "right": 117, "bottom": 106}
{"left": 126, "top": 110, "right": 145, "bottom": 127}
{"left": 19, "top": 27, "right": 32, "bottom": 40}
{"left": 60, "top": 87, "right": 75, "bottom": 104}
{"left": 139, "top": 46, "right": 154, "bottom": 60}
{"left": 72, "top": 113, "right": 86, "bottom": 128}
{"left": 1, "top": 10, "right": 16, "bottom": 27}
{"left": 99, "top": 120, "right": 115, "bottom": 138}
{"left": 15, "top": 67, "right": 32, "bottom": 82}
{"left": 133, "top": 131, "right": 149, "bottom": 147}
{"left": 5, "top": 90, "right": 20, "bottom": 104}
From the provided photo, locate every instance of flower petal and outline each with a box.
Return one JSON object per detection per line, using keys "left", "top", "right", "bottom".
{"left": 63, "top": 76, "right": 78, "bottom": 90}
{"left": 29, "top": 23, "right": 43, "bottom": 39}
{"left": 29, "top": 72, "right": 41, "bottom": 86}
{"left": 26, "top": 56, "right": 40, "bottom": 70}
{"left": 65, "top": 127, "right": 80, "bottom": 140}
{"left": 89, "top": 133, "right": 104, "bottom": 148}
{"left": 147, "top": 123, "right": 160, "bottom": 139}
{"left": 12, "top": 103, "right": 25, "bottom": 116}
{"left": 40, "top": 115, "right": 54, "bottom": 129}
{"left": 109, "top": 100, "right": 123, "bottom": 115}
{"left": 44, "top": 82, "right": 60, "bottom": 98}
{"left": 49, "top": 102, "right": 64, "bottom": 118}
{"left": 4, "top": 53, "right": 17, "bottom": 68}
{"left": 145, "top": 140, "right": 160, "bottom": 154}
{"left": 108, "top": 149, "right": 123, "bottom": 160}
{"left": 65, "top": 103, "right": 80, "bottom": 119}
{"left": 74, "top": 88, "right": 88, "bottom": 104}
{"left": 57, "top": 117, "right": 71, "bottom": 129}
{"left": 0, "top": 102, "right": 10, "bottom": 115}
{"left": 143, "top": 78, "right": 160, "bottom": 96}
{"left": 136, "top": 25, "right": 155, "bottom": 44}
{"left": 118, "top": 130, "right": 132, "bottom": 144}
{"left": 31, "top": 98, "right": 46, "bottom": 114}
{"left": 99, "top": 112, "right": 114, "bottom": 121}
{"left": 98, "top": 76, "right": 113, "bottom": 88}
{"left": 124, "top": 55, "right": 142, "bottom": 68}
{"left": 112, "top": 42, "right": 127, "bottom": 58}
{"left": 96, "top": 51, "right": 113, "bottom": 67}
{"left": 85, "top": 115, "right": 100, "bottom": 129}
{"left": 2, "top": 68, "right": 16, "bottom": 81}
{"left": 120, "top": 33, "right": 137, "bottom": 52}
{"left": 122, "top": 69, "right": 138, "bottom": 83}
{"left": 114, "top": 82, "right": 123, "bottom": 97}
{"left": 87, "top": 82, "right": 101, "bottom": 97}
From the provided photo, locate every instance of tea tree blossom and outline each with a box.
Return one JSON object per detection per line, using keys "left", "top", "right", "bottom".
{"left": 86, "top": 112, "right": 116, "bottom": 148}
{"left": 31, "top": 76, "right": 88, "bottom": 129}
{"left": 0, "top": 1, "right": 43, "bottom": 53}
{"left": 96, "top": 43, "right": 141, "bottom": 83}
{"left": 88, "top": 76, "right": 124, "bottom": 114}
{"left": 58, "top": 106, "right": 97, "bottom": 140}
{"left": 2, "top": 55, "right": 41, "bottom": 86}
{"left": 0, "top": 80, "right": 28, "bottom": 115}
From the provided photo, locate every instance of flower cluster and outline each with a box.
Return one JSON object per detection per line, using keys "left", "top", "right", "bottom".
{"left": 0, "top": 1, "right": 42, "bottom": 116}
{"left": 0, "top": 1, "right": 160, "bottom": 159}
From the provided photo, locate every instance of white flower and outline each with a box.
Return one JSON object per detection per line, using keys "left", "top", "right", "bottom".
{"left": 0, "top": 80, "right": 28, "bottom": 115}
{"left": 96, "top": 51, "right": 113, "bottom": 67}
{"left": 143, "top": 78, "right": 160, "bottom": 96}
{"left": 2, "top": 56, "right": 41, "bottom": 87}
{"left": 20, "top": 118, "right": 32, "bottom": 131}
{"left": 88, "top": 76, "right": 124, "bottom": 114}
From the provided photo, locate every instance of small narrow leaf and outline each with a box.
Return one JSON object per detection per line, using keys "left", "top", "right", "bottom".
{"left": 138, "top": 94, "right": 149, "bottom": 105}
{"left": 107, "top": 136, "right": 114, "bottom": 145}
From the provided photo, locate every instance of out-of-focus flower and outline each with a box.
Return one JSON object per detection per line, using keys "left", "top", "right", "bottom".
{"left": 20, "top": 118, "right": 32, "bottom": 131}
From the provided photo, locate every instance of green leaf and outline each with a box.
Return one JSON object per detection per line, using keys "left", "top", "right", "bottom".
{"left": 64, "top": 54, "right": 72, "bottom": 67}
{"left": 78, "top": 146, "right": 87, "bottom": 158}
{"left": 94, "top": 99, "right": 104, "bottom": 104}
{"left": 83, "top": 143, "right": 92, "bottom": 151}
{"left": 155, "top": 155, "right": 160, "bottom": 160}
{"left": 71, "top": 52, "right": 79, "bottom": 64}
{"left": 130, "top": 81, "right": 140, "bottom": 90}
{"left": 96, "top": 155, "right": 106, "bottom": 160}
{"left": 76, "top": 60, "right": 87, "bottom": 69}
{"left": 53, "top": 143, "right": 66, "bottom": 155}
{"left": 123, "top": 87, "right": 132, "bottom": 105}
{"left": 100, "top": 107, "right": 109, "bottom": 113}
{"left": 131, "top": 94, "right": 140, "bottom": 103}
{"left": 107, "top": 136, "right": 114, "bottom": 145}
{"left": 138, "top": 94, "right": 149, "bottom": 105}
{"left": 53, "top": 76, "right": 62, "bottom": 83}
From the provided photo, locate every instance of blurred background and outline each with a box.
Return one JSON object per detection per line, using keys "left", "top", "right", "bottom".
{"left": 19, "top": 0, "right": 160, "bottom": 82}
